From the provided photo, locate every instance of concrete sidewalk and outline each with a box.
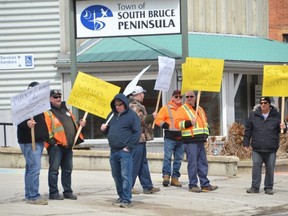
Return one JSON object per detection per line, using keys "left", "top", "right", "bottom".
{"left": 1, "top": 168, "right": 288, "bottom": 216}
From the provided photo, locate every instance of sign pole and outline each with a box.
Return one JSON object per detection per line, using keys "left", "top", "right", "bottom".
{"left": 69, "top": 0, "right": 78, "bottom": 120}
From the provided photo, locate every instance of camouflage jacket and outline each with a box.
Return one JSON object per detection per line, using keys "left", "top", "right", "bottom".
{"left": 128, "top": 96, "right": 154, "bottom": 142}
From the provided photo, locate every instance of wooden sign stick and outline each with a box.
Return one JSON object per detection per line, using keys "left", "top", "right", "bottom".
{"left": 195, "top": 90, "right": 201, "bottom": 119}
{"left": 152, "top": 91, "right": 162, "bottom": 129}
{"left": 281, "top": 97, "right": 285, "bottom": 134}
{"left": 31, "top": 117, "right": 36, "bottom": 151}
{"left": 72, "top": 111, "right": 88, "bottom": 149}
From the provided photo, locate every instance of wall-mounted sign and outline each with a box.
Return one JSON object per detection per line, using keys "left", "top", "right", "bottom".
{"left": 75, "top": 0, "right": 181, "bottom": 38}
{"left": 0, "top": 54, "right": 34, "bottom": 70}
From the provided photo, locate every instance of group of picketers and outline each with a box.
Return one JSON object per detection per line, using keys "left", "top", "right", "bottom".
{"left": 18, "top": 82, "right": 287, "bottom": 208}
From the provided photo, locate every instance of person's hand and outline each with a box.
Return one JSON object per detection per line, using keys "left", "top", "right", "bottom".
{"left": 152, "top": 111, "right": 157, "bottom": 119}
{"left": 79, "top": 119, "right": 86, "bottom": 127}
{"left": 280, "top": 122, "right": 286, "bottom": 129}
{"left": 27, "top": 119, "right": 36, "bottom": 128}
{"left": 123, "top": 147, "right": 129, "bottom": 152}
{"left": 191, "top": 118, "right": 197, "bottom": 126}
{"left": 100, "top": 124, "right": 107, "bottom": 131}
{"left": 244, "top": 146, "right": 250, "bottom": 152}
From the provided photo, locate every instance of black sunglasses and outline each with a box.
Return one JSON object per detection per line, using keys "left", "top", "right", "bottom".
{"left": 260, "top": 102, "right": 268, "bottom": 105}
{"left": 174, "top": 96, "right": 182, "bottom": 99}
{"left": 186, "top": 96, "right": 194, "bottom": 98}
{"left": 52, "top": 96, "right": 61, "bottom": 99}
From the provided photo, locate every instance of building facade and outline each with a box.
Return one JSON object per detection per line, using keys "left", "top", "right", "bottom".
{"left": 1, "top": 0, "right": 287, "bottom": 146}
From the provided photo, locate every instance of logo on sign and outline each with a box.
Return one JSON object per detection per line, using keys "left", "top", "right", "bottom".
{"left": 80, "top": 5, "right": 113, "bottom": 31}
{"left": 25, "top": 55, "right": 33, "bottom": 67}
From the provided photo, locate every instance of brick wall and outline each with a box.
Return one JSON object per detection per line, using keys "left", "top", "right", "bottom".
{"left": 269, "top": 0, "right": 288, "bottom": 41}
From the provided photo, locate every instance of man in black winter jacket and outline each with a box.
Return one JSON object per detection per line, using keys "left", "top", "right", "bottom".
{"left": 243, "top": 97, "right": 286, "bottom": 195}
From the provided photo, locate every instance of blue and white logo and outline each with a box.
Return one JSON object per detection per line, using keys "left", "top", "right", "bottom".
{"left": 25, "top": 55, "right": 33, "bottom": 67}
{"left": 80, "top": 5, "right": 113, "bottom": 31}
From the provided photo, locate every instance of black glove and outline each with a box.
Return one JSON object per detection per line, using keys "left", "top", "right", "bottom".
{"left": 48, "top": 138, "right": 57, "bottom": 146}
{"left": 162, "top": 122, "right": 170, "bottom": 129}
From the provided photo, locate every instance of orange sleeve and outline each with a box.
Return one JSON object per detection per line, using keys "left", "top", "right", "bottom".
{"left": 154, "top": 105, "right": 168, "bottom": 127}
{"left": 174, "top": 106, "right": 189, "bottom": 130}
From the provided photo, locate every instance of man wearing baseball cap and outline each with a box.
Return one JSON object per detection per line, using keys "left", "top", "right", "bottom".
{"left": 244, "top": 97, "right": 286, "bottom": 195}
{"left": 128, "top": 86, "right": 160, "bottom": 194}
{"left": 154, "top": 90, "right": 184, "bottom": 187}
{"left": 44, "top": 89, "right": 86, "bottom": 200}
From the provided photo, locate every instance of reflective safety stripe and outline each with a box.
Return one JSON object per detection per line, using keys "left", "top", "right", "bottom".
{"left": 180, "top": 104, "right": 209, "bottom": 137}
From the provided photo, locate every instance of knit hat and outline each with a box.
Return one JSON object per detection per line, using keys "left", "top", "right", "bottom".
{"left": 259, "top": 97, "right": 271, "bottom": 104}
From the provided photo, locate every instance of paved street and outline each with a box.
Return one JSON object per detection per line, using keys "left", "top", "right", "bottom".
{"left": 1, "top": 168, "right": 288, "bottom": 216}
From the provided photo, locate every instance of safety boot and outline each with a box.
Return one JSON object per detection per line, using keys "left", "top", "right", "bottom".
{"left": 162, "top": 175, "right": 170, "bottom": 187}
{"left": 171, "top": 177, "right": 182, "bottom": 187}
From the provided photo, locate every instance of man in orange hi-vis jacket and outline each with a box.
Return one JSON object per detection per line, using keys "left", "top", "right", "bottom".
{"left": 154, "top": 90, "right": 184, "bottom": 187}
{"left": 174, "top": 90, "right": 218, "bottom": 193}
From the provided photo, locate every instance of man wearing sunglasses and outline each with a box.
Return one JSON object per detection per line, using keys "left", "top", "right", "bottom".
{"left": 101, "top": 93, "right": 141, "bottom": 208}
{"left": 154, "top": 90, "right": 184, "bottom": 187}
{"left": 175, "top": 90, "right": 218, "bottom": 193}
{"left": 44, "top": 89, "right": 86, "bottom": 201}
{"left": 244, "top": 97, "right": 286, "bottom": 195}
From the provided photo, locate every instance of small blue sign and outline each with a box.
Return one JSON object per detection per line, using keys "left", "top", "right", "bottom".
{"left": 25, "top": 55, "right": 33, "bottom": 67}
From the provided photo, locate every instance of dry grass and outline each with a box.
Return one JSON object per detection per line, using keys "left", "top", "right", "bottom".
{"left": 206, "top": 122, "right": 288, "bottom": 160}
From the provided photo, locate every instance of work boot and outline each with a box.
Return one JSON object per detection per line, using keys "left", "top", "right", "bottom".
{"left": 162, "top": 175, "right": 170, "bottom": 187}
{"left": 143, "top": 187, "right": 160, "bottom": 194}
{"left": 171, "top": 177, "right": 182, "bottom": 187}
{"left": 131, "top": 188, "right": 140, "bottom": 195}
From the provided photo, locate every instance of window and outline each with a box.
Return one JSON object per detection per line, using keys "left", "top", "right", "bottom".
{"left": 283, "top": 34, "right": 288, "bottom": 43}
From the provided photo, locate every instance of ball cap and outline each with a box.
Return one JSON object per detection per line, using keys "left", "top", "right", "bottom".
{"left": 50, "top": 89, "right": 62, "bottom": 97}
{"left": 259, "top": 97, "right": 271, "bottom": 104}
{"left": 132, "top": 86, "right": 146, "bottom": 95}
{"left": 27, "top": 81, "right": 39, "bottom": 89}
{"left": 172, "top": 90, "right": 181, "bottom": 96}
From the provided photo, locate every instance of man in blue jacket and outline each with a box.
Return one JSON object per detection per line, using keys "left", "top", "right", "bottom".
{"left": 101, "top": 93, "right": 141, "bottom": 208}
{"left": 244, "top": 97, "right": 286, "bottom": 195}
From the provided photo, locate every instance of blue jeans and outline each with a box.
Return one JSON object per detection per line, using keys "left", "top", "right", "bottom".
{"left": 47, "top": 145, "right": 73, "bottom": 196}
{"left": 251, "top": 151, "right": 276, "bottom": 190}
{"left": 110, "top": 149, "right": 133, "bottom": 203}
{"left": 132, "top": 142, "right": 153, "bottom": 190}
{"left": 19, "top": 142, "right": 44, "bottom": 200}
{"left": 184, "top": 143, "right": 210, "bottom": 189}
{"left": 162, "top": 138, "right": 184, "bottom": 178}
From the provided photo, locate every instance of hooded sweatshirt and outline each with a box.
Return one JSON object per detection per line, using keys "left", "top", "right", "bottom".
{"left": 103, "top": 93, "right": 141, "bottom": 151}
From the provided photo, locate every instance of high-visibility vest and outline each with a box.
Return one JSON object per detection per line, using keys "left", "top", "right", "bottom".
{"left": 178, "top": 104, "right": 209, "bottom": 137}
{"left": 44, "top": 110, "right": 83, "bottom": 148}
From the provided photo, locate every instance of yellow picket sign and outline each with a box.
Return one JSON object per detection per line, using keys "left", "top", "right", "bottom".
{"left": 263, "top": 65, "right": 288, "bottom": 97}
{"left": 68, "top": 71, "right": 120, "bottom": 119}
{"left": 181, "top": 57, "right": 224, "bottom": 94}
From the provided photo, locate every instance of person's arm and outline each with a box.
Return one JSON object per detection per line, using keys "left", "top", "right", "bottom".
{"left": 243, "top": 113, "right": 253, "bottom": 148}
{"left": 125, "top": 114, "right": 141, "bottom": 151}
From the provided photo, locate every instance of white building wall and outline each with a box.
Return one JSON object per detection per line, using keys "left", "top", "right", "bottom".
{"left": 0, "top": 0, "right": 62, "bottom": 147}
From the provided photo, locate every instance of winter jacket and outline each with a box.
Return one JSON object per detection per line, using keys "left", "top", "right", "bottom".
{"left": 17, "top": 113, "right": 49, "bottom": 144}
{"left": 128, "top": 96, "right": 154, "bottom": 142}
{"left": 154, "top": 100, "right": 182, "bottom": 140}
{"left": 243, "top": 104, "right": 284, "bottom": 152}
{"left": 44, "top": 101, "right": 84, "bottom": 149}
{"left": 175, "top": 103, "right": 209, "bottom": 144}
{"left": 103, "top": 93, "right": 141, "bottom": 151}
